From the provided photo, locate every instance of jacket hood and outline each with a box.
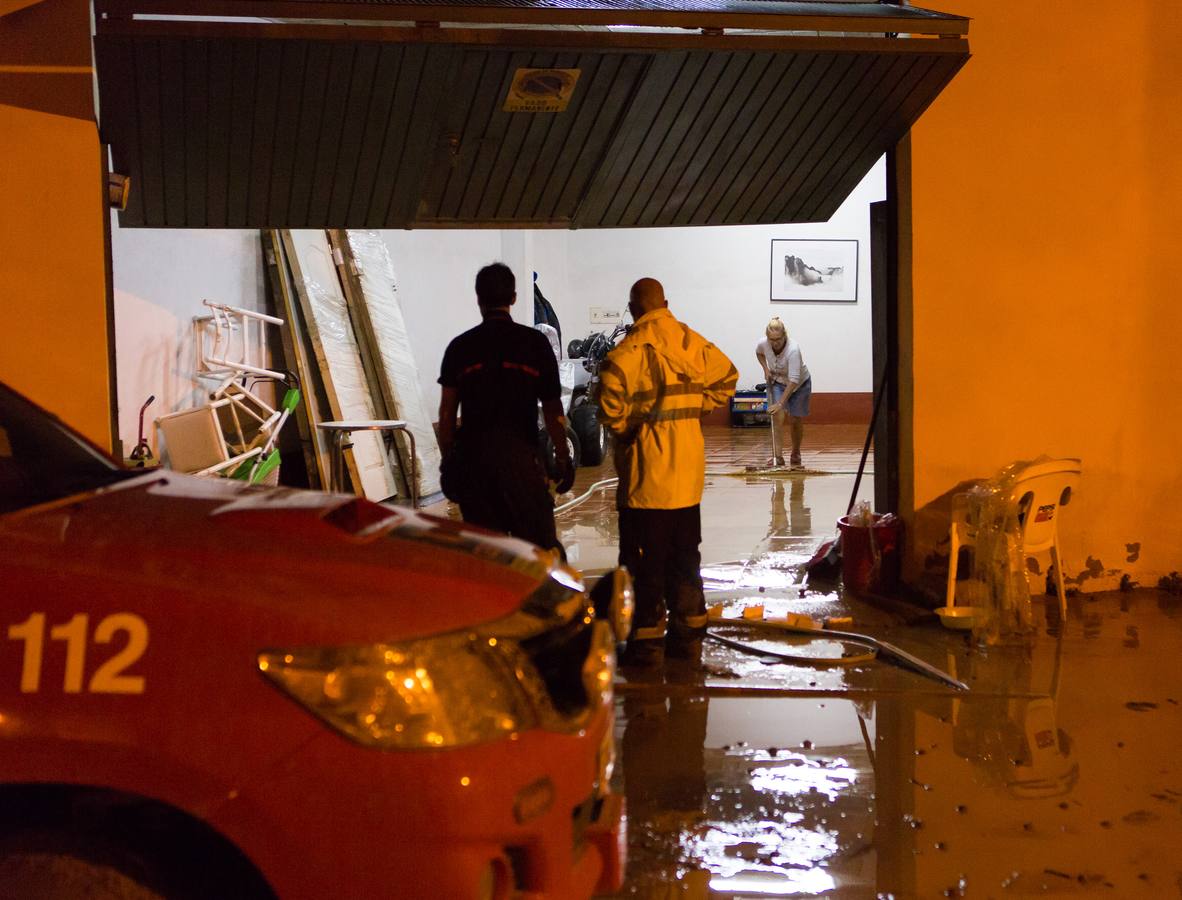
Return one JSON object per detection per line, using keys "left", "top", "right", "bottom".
{"left": 627, "top": 308, "right": 709, "bottom": 380}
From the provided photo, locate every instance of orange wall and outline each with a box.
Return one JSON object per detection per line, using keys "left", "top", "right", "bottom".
{"left": 905, "top": 3, "right": 1182, "bottom": 589}
{"left": 0, "top": 0, "right": 113, "bottom": 450}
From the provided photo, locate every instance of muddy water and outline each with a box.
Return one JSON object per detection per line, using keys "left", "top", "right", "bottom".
{"left": 572, "top": 433, "right": 1182, "bottom": 898}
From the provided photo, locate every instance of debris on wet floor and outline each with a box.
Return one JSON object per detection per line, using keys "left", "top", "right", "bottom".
{"left": 584, "top": 428, "right": 1182, "bottom": 898}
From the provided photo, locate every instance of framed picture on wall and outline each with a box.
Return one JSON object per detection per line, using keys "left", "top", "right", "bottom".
{"left": 770, "top": 239, "right": 858, "bottom": 303}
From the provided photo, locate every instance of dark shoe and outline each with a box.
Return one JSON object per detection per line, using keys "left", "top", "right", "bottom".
{"left": 665, "top": 637, "right": 703, "bottom": 661}
{"left": 620, "top": 639, "right": 665, "bottom": 668}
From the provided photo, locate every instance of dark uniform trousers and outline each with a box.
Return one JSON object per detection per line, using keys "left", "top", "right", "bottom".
{"left": 618, "top": 505, "right": 708, "bottom": 652}
{"left": 456, "top": 431, "right": 562, "bottom": 557}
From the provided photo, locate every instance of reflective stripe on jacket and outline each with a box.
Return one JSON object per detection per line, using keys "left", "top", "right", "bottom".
{"left": 597, "top": 308, "right": 738, "bottom": 509}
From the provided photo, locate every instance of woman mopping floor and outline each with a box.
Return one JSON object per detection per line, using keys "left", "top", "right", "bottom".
{"left": 755, "top": 316, "right": 812, "bottom": 469}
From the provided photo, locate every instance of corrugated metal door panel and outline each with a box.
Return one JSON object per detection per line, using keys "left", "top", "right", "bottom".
{"left": 286, "top": 41, "right": 332, "bottom": 225}
{"left": 641, "top": 51, "right": 758, "bottom": 228}
{"left": 474, "top": 50, "right": 559, "bottom": 220}
{"left": 132, "top": 40, "right": 166, "bottom": 226}
{"left": 709, "top": 52, "right": 835, "bottom": 225}
{"left": 749, "top": 51, "right": 894, "bottom": 223}
{"left": 457, "top": 50, "right": 539, "bottom": 220}
{"left": 675, "top": 50, "right": 797, "bottom": 226}
{"left": 617, "top": 51, "right": 729, "bottom": 226}
{"left": 96, "top": 29, "right": 969, "bottom": 228}
{"left": 324, "top": 42, "right": 381, "bottom": 226}
{"left": 304, "top": 42, "right": 359, "bottom": 225}
{"left": 265, "top": 40, "right": 309, "bottom": 226}
{"left": 782, "top": 53, "right": 934, "bottom": 223}
{"left": 367, "top": 43, "right": 447, "bottom": 227}
{"left": 572, "top": 51, "right": 688, "bottom": 227}
{"left": 545, "top": 52, "right": 649, "bottom": 222}
{"left": 796, "top": 52, "right": 964, "bottom": 223}
{"left": 157, "top": 40, "right": 187, "bottom": 225}
{"left": 245, "top": 40, "right": 284, "bottom": 226}
{"left": 226, "top": 40, "right": 260, "bottom": 226}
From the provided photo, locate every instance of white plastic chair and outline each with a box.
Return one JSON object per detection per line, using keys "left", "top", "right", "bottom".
{"left": 155, "top": 400, "right": 263, "bottom": 477}
{"left": 945, "top": 458, "right": 1081, "bottom": 617}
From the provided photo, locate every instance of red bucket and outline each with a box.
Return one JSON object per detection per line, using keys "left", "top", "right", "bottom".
{"left": 837, "top": 513, "right": 902, "bottom": 594}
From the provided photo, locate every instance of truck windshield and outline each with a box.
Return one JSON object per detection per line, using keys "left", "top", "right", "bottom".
{"left": 0, "top": 383, "right": 133, "bottom": 515}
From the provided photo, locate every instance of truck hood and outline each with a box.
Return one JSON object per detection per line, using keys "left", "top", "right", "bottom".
{"left": 0, "top": 472, "right": 580, "bottom": 642}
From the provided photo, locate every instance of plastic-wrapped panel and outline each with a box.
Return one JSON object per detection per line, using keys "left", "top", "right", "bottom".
{"left": 345, "top": 230, "right": 443, "bottom": 499}
{"left": 284, "top": 229, "right": 399, "bottom": 502}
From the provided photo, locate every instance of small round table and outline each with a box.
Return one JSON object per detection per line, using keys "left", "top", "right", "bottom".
{"left": 316, "top": 420, "right": 418, "bottom": 507}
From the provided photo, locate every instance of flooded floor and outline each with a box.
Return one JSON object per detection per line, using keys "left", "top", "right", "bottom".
{"left": 564, "top": 427, "right": 1182, "bottom": 898}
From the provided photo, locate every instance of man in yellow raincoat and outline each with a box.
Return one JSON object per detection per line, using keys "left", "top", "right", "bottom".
{"left": 598, "top": 278, "right": 738, "bottom": 665}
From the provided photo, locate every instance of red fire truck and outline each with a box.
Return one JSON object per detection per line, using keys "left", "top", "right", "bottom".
{"left": 0, "top": 381, "right": 627, "bottom": 899}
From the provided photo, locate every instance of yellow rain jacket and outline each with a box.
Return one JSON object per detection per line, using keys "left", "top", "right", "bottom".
{"left": 598, "top": 308, "right": 738, "bottom": 509}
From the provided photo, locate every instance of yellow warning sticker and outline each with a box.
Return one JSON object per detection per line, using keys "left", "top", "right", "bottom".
{"left": 503, "top": 68, "right": 581, "bottom": 113}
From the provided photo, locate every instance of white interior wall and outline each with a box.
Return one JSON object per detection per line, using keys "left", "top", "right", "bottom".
{"left": 536, "top": 157, "right": 885, "bottom": 392}
{"left": 110, "top": 218, "right": 265, "bottom": 454}
{"left": 111, "top": 159, "right": 882, "bottom": 448}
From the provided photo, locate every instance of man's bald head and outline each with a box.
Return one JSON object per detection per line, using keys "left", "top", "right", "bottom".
{"left": 628, "top": 277, "right": 668, "bottom": 320}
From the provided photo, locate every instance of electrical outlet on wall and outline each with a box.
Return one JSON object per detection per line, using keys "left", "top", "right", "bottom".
{"left": 590, "top": 307, "right": 623, "bottom": 325}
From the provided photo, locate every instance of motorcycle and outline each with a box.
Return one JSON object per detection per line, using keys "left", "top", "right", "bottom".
{"left": 563, "top": 321, "right": 630, "bottom": 467}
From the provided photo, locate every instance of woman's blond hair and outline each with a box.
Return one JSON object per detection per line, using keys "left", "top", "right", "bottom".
{"left": 765, "top": 317, "right": 787, "bottom": 339}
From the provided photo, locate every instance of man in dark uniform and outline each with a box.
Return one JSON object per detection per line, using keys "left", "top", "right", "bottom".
{"left": 437, "top": 263, "right": 575, "bottom": 555}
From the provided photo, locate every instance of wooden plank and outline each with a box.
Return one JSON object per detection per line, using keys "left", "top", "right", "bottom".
{"left": 260, "top": 228, "right": 329, "bottom": 489}
{"left": 785, "top": 53, "right": 932, "bottom": 222}
{"left": 665, "top": 51, "right": 775, "bottom": 226}
{"left": 286, "top": 41, "right": 332, "bottom": 224}
{"left": 132, "top": 39, "right": 166, "bottom": 226}
{"left": 204, "top": 38, "right": 234, "bottom": 226}
{"left": 752, "top": 51, "right": 892, "bottom": 223}
{"left": 181, "top": 38, "right": 208, "bottom": 226}
{"left": 280, "top": 229, "right": 398, "bottom": 501}
{"left": 325, "top": 42, "right": 380, "bottom": 226}
{"left": 265, "top": 40, "right": 309, "bottom": 226}
{"left": 633, "top": 50, "right": 745, "bottom": 227}
{"left": 326, "top": 230, "right": 413, "bottom": 501}
{"left": 246, "top": 39, "right": 284, "bottom": 227}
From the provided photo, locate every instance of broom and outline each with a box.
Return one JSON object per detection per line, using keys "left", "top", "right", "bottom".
{"left": 804, "top": 369, "right": 888, "bottom": 585}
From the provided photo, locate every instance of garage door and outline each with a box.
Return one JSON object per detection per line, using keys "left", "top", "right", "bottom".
{"left": 94, "top": 0, "right": 969, "bottom": 228}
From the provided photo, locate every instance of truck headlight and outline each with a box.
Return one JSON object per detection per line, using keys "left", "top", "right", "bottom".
{"left": 259, "top": 634, "right": 534, "bottom": 749}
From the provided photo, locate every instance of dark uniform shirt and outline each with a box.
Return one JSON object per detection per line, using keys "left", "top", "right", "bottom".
{"left": 438, "top": 311, "right": 561, "bottom": 445}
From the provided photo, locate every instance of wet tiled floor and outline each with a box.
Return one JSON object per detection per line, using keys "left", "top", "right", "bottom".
{"left": 561, "top": 427, "right": 1182, "bottom": 899}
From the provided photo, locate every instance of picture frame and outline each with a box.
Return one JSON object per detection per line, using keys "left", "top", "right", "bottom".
{"left": 769, "top": 238, "right": 858, "bottom": 303}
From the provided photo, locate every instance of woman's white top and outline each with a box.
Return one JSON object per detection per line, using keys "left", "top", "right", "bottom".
{"left": 757, "top": 337, "right": 810, "bottom": 386}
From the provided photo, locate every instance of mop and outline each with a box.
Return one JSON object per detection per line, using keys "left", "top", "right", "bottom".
{"left": 744, "top": 385, "right": 785, "bottom": 473}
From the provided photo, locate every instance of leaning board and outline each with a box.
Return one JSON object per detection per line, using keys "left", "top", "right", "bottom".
{"left": 282, "top": 229, "right": 399, "bottom": 502}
